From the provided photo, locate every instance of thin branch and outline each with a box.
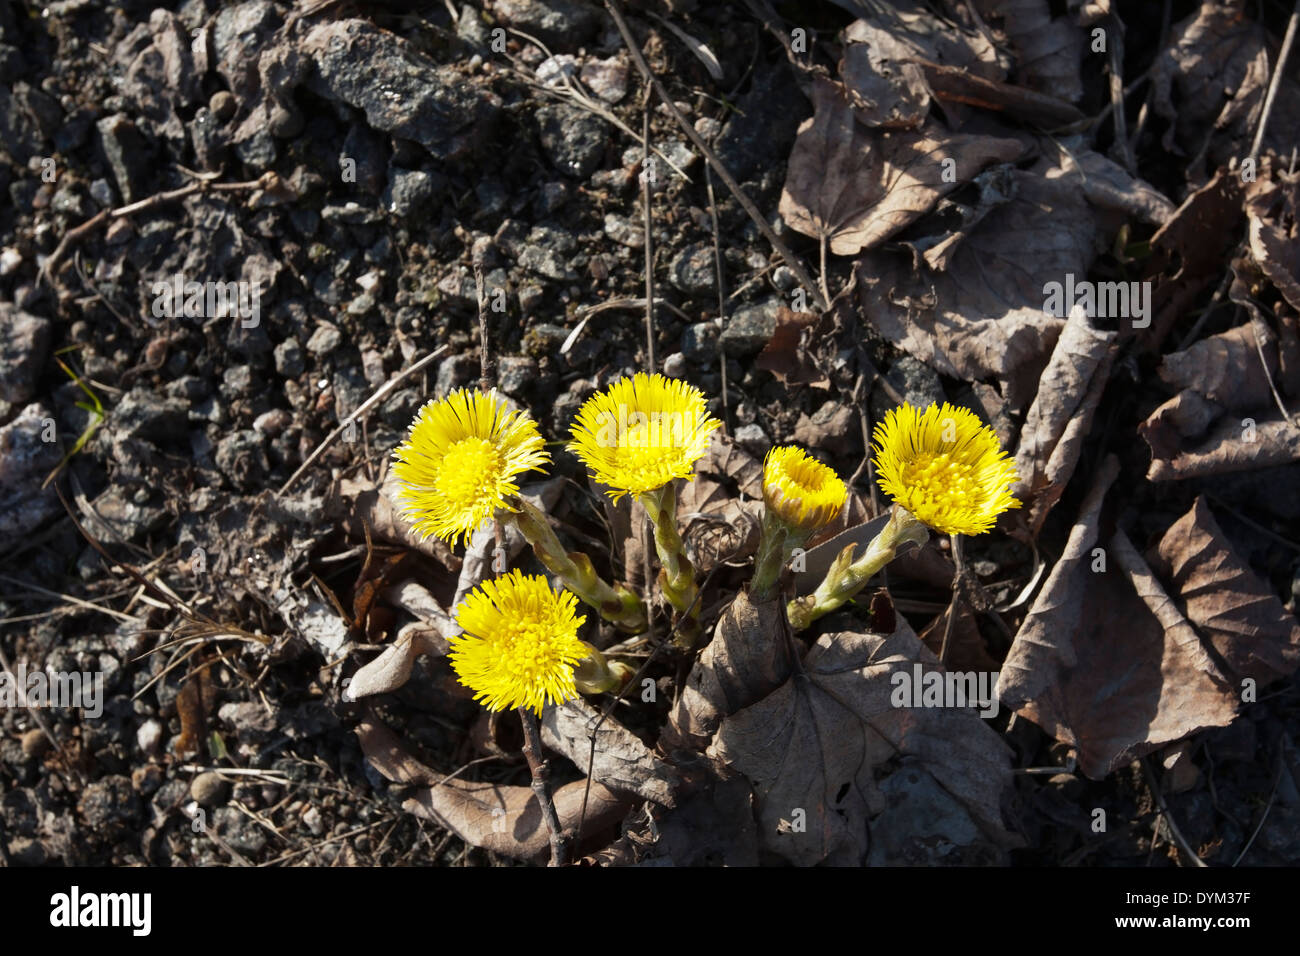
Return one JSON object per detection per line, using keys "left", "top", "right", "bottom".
{"left": 1249, "top": 0, "right": 1300, "bottom": 162}
{"left": 518, "top": 707, "right": 571, "bottom": 866}
{"left": 641, "top": 86, "right": 657, "bottom": 374}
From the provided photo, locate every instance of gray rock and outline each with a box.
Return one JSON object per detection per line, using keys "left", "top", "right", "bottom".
{"left": 682, "top": 321, "right": 719, "bottom": 363}
{"left": 190, "top": 771, "right": 230, "bottom": 808}
{"left": 306, "top": 323, "right": 342, "bottom": 356}
{"left": 0, "top": 403, "right": 61, "bottom": 547}
{"left": 209, "top": 90, "right": 237, "bottom": 122}
{"left": 136, "top": 719, "right": 164, "bottom": 755}
{"left": 580, "top": 56, "right": 628, "bottom": 103}
{"left": 603, "top": 213, "right": 643, "bottom": 249}
{"left": 436, "top": 353, "right": 479, "bottom": 396}
{"left": 96, "top": 114, "right": 152, "bottom": 204}
{"left": 537, "top": 103, "right": 609, "bottom": 179}
{"left": 670, "top": 243, "right": 716, "bottom": 298}
{"left": 661, "top": 352, "right": 687, "bottom": 378}
{"left": 253, "top": 408, "right": 291, "bottom": 436}
{"left": 887, "top": 355, "right": 945, "bottom": 410}
{"left": 383, "top": 166, "right": 445, "bottom": 217}
{"left": 493, "top": 0, "right": 601, "bottom": 51}
{"left": 497, "top": 356, "right": 537, "bottom": 397}
{"left": 77, "top": 776, "right": 141, "bottom": 834}
{"left": 113, "top": 388, "right": 190, "bottom": 443}
{"left": 86, "top": 485, "right": 169, "bottom": 543}
{"left": 720, "top": 299, "right": 782, "bottom": 357}
{"left": 732, "top": 423, "right": 768, "bottom": 456}
{"left": 340, "top": 123, "right": 387, "bottom": 194}
{"left": 303, "top": 19, "right": 500, "bottom": 161}
{"left": 273, "top": 338, "right": 305, "bottom": 377}
{"left": 0, "top": 305, "right": 51, "bottom": 403}
{"left": 213, "top": 806, "right": 268, "bottom": 854}
{"left": 214, "top": 430, "right": 269, "bottom": 491}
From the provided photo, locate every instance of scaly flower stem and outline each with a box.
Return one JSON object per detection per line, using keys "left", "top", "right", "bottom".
{"left": 750, "top": 509, "right": 810, "bottom": 603}
{"left": 507, "top": 498, "right": 647, "bottom": 633}
{"left": 786, "top": 505, "right": 929, "bottom": 631}
{"left": 639, "top": 482, "right": 700, "bottom": 649}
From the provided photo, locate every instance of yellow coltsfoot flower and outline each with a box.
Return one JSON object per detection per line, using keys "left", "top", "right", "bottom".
{"left": 872, "top": 402, "right": 1020, "bottom": 536}
{"left": 763, "top": 446, "right": 848, "bottom": 533}
{"left": 567, "top": 372, "right": 722, "bottom": 501}
{"left": 450, "top": 570, "right": 588, "bottom": 715}
{"left": 751, "top": 446, "right": 848, "bottom": 601}
{"left": 389, "top": 388, "right": 550, "bottom": 546}
{"left": 567, "top": 373, "right": 721, "bottom": 649}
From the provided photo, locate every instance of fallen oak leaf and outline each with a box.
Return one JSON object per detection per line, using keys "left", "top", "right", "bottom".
{"left": 1145, "top": 413, "right": 1300, "bottom": 481}
{"left": 709, "top": 615, "right": 1016, "bottom": 866}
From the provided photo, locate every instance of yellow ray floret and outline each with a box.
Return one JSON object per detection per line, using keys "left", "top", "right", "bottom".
{"left": 450, "top": 570, "right": 588, "bottom": 715}
{"left": 567, "top": 372, "right": 722, "bottom": 500}
{"left": 763, "top": 446, "right": 847, "bottom": 532}
{"left": 390, "top": 388, "right": 550, "bottom": 546}
{"left": 872, "top": 402, "right": 1020, "bottom": 536}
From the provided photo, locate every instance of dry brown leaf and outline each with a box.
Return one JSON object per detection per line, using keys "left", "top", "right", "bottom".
{"left": 1246, "top": 167, "right": 1300, "bottom": 314}
{"left": 918, "top": 62, "right": 1084, "bottom": 127}
{"left": 755, "top": 308, "right": 832, "bottom": 388}
{"left": 1013, "top": 304, "right": 1116, "bottom": 534}
{"left": 1150, "top": 2, "right": 1294, "bottom": 181}
{"left": 710, "top": 616, "right": 1016, "bottom": 865}
{"left": 590, "top": 775, "right": 759, "bottom": 866}
{"left": 357, "top": 714, "right": 629, "bottom": 862}
{"left": 852, "top": 156, "right": 1094, "bottom": 409}
{"left": 1159, "top": 323, "right": 1278, "bottom": 411}
{"left": 972, "top": 0, "right": 1083, "bottom": 103}
{"left": 1139, "top": 167, "right": 1245, "bottom": 351}
{"left": 998, "top": 460, "right": 1241, "bottom": 778}
{"left": 664, "top": 590, "right": 794, "bottom": 753}
{"left": 344, "top": 624, "right": 446, "bottom": 701}
{"left": 778, "top": 77, "right": 1024, "bottom": 257}
{"left": 1145, "top": 413, "right": 1300, "bottom": 480}
{"left": 1138, "top": 390, "right": 1224, "bottom": 462}
{"left": 919, "top": 597, "right": 1000, "bottom": 674}
{"left": 838, "top": 6, "right": 1006, "bottom": 129}
{"left": 541, "top": 698, "right": 680, "bottom": 807}
{"left": 1149, "top": 497, "right": 1300, "bottom": 687}
{"left": 405, "top": 777, "right": 629, "bottom": 864}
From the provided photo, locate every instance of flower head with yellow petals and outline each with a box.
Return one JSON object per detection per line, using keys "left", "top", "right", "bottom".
{"left": 567, "top": 372, "right": 722, "bottom": 501}
{"left": 450, "top": 570, "right": 588, "bottom": 715}
{"left": 763, "top": 446, "right": 847, "bottom": 533}
{"left": 872, "top": 402, "right": 1019, "bottom": 536}
{"left": 390, "top": 389, "right": 550, "bottom": 546}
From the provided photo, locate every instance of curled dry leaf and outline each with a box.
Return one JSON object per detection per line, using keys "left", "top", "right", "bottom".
{"left": 664, "top": 590, "right": 794, "bottom": 752}
{"left": 755, "top": 307, "right": 833, "bottom": 389}
{"left": 919, "top": 596, "right": 1000, "bottom": 674}
{"left": 1159, "top": 323, "right": 1278, "bottom": 412}
{"left": 778, "top": 77, "right": 1024, "bottom": 257}
{"left": 1148, "top": 497, "right": 1300, "bottom": 687}
{"left": 1138, "top": 389, "right": 1224, "bottom": 462}
{"left": 710, "top": 615, "right": 1016, "bottom": 866}
{"left": 541, "top": 698, "right": 680, "bottom": 807}
{"left": 1246, "top": 167, "right": 1300, "bottom": 314}
{"left": 344, "top": 623, "right": 446, "bottom": 701}
{"left": 999, "top": 460, "right": 1241, "bottom": 778}
{"left": 357, "top": 714, "right": 628, "bottom": 863}
{"left": 1145, "top": 413, "right": 1300, "bottom": 481}
{"left": 1013, "top": 304, "right": 1116, "bottom": 535}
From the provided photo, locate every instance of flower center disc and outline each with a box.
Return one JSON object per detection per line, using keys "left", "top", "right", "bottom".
{"left": 439, "top": 436, "right": 502, "bottom": 506}
{"left": 899, "top": 452, "right": 981, "bottom": 510}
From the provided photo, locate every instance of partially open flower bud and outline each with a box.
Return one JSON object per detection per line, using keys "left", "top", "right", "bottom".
{"left": 762, "top": 446, "right": 847, "bottom": 533}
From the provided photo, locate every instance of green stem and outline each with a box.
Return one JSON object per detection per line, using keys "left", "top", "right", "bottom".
{"left": 507, "top": 499, "right": 647, "bottom": 633}
{"left": 639, "top": 483, "right": 700, "bottom": 649}
{"left": 786, "top": 505, "right": 928, "bottom": 631}
{"left": 750, "top": 509, "right": 809, "bottom": 603}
